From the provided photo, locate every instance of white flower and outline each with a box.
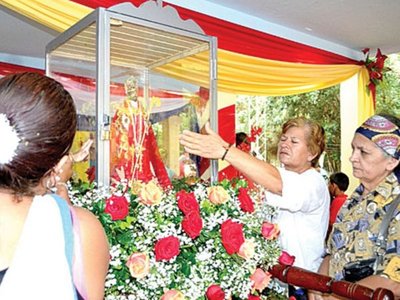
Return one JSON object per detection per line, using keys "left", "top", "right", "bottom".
{"left": 70, "top": 179, "right": 282, "bottom": 299}
{"left": 0, "top": 113, "right": 20, "bottom": 164}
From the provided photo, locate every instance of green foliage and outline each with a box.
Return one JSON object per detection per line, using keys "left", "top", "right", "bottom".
{"left": 70, "top": 179, "right": 282, "bottom": 299}
{"left": 236, "top": 53, "right": 400, "bottom": 174}
{"left": 376, "top": 54, "right": 400, "bottom": 116}
{"left": 236, "top": 85, "right": 340, "bottom": 172}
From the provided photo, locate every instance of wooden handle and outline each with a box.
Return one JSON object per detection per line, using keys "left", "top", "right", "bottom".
{"left": 269, "top": 264, "right": 332, "bottom": 293}
{"left": 269, "top": 264, "right": 394, "bottom": 300}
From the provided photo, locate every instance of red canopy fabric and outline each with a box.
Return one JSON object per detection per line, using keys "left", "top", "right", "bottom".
{"left": 72, "top": 0, "right": 359, "bottom": 65}
{"left": 0, "top": 62, "right": 44, "bottom": 76}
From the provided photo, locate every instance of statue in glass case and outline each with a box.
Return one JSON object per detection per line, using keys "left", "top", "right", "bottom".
{"left": 110, "top": 76, "right": 171, "bottom": 189}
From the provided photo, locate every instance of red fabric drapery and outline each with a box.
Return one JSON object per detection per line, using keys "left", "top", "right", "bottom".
{"left": 0, "top": 62, "right": 44, "bottom": 76}
{"left": 0, "top": 63, "right": 186, "bottom": 99}
{"left": 72, "top": 0, "right": 358, "bottom": 65}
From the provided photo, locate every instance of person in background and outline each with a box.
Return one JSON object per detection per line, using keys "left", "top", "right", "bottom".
{"left": 234, "top": 132, "right": 256, "bottom": 187}
{"left": 0, "top": 72, "right": 109, "bottom": 300}
{"left": 236, "top": 132, "right": 250, "bottom": 150}
{"left": 327, "top": 172, "right": 349, "bottom": 236}
{"left": 180, "top": 117, "right": 330, "bottom": 299}
{"left": 310, "top": 114, "right": 400, "bottom": 299}
{"left": 219, "top": 131, "right": 255, "bottom": 187}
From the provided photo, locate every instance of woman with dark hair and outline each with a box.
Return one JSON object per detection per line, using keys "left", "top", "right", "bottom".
{"left": 0, "top": 72, "right": 109, "bottom": 299}
{"left": 180, "top": 117, "right": 330, "bottom": 299}
{"left": 310, "top": 114, "right": 400, "bottom": 299}
{"left": 236, "top": 131, "right": 249, "bottom": 148}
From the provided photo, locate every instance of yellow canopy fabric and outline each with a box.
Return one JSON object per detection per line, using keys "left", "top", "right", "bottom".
{"left": 0, "top": 0, "right": 92, "bottom": 32}
{"left": 0, "top": 0, "right": 373, "bottom": 122}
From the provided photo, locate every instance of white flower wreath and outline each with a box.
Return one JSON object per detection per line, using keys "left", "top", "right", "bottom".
{"left": 0, "top": 113, "right": 20, "bottom": 164}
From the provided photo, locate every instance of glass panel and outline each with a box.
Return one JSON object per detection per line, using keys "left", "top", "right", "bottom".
{"left": 108, "top": 18, "right": 211, "bottom": 187}
{"left": 46, "top": 13, "right": 214, "bottom": 187}
{"left": 47, "top": 22, "right": 97, "bottom": 184}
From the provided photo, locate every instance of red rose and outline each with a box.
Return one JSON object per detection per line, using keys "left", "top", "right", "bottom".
{"left": 248, "top": 295, "right": 261, "bottom": 300}
{"left": 278, "top": 250, "right": 295, "bottom": 266}
{"left": 104, "top": 194, "right": 129, "bottom": 221}
{"left": 220, "top": 219, "right": 245, "bottom": 255}
{"left": 238, "top": 187, "right": 254, "bottom": 213}
{"left": 154, "top": 236, "right": 180, "bottom": 261}
{"left": 177, "top": 190, "right": 199, "bottom": 215}
{"left": 206, "top": 284, "right": 225, "bottom": 300}
{"left": 182, "top": 211, "right": 203, "bottom": 239}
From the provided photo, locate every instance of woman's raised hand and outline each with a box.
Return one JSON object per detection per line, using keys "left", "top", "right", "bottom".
{"left": 180, "top": 122, "right": 229, "bottom": 160}
{"left": 71, "top": 139, "right": 93, "bottom": 163}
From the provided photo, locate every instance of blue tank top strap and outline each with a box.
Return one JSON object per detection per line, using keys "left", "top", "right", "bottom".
{"left": 50, "top": 194, "right": 78, "bottom": 300}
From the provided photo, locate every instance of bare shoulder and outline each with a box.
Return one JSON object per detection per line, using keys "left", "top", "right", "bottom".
{"left": 72, "top": 206, "right": 109, "bottom": 255}
{"left": 72, "top": 206, "right": 110, "bottom": 300}
{"left": 73, "top": 206, "right": 104, "bottom": 229}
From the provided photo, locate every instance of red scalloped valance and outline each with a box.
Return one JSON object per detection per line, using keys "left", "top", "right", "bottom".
{"left": 71, "top": 0, "right": 358, "bottom": 65}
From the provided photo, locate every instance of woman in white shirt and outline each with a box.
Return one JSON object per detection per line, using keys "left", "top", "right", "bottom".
{"left": 180, "top": 117, "right": 330, "bottom": 297}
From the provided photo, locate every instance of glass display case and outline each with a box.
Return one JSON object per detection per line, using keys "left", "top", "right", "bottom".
{"left": 45, "top": 1, "right": 217, "bottom": 186}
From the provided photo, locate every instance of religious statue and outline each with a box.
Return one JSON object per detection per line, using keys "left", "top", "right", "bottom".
{"left": 110, "top": 76, "right": 171, "bottom": 189}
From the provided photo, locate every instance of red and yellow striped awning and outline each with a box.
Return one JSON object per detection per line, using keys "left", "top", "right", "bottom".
{"left": 0, "top": 0, "right": 373, "bottom": 121}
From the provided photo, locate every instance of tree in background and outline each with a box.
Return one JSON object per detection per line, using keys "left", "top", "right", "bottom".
{"left": 236, "top": 54, "right": 400, "bottom": 174}
{"left": 376, "top": 53, "right": 400, "bottom": 115}
{"left": 236, "top": 86, "right": 340, "bottom": 173}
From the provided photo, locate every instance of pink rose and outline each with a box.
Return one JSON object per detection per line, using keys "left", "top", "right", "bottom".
{"left": 261, "top": 222, "right": 280, "bottom": 240}
{"left": 278, "top": 250, "right": 295, "bottom": 266}
{"left": 104, "top": 194, "right": 129, "bottom": 221}
{"left": 126, "top": 252, "right": 150, "bottom": 279}
{"left": 161, "top": 289, "right": 185, "bottom": 300}
{"left": 207, "top": 186, "right": 229, "bottom": 205}
{"left": 221, "top": 219, "right": 245, "bottom": 255}
{"left": 154, "top": 236, "right": 180, "bottom": 261}
{"left": 248, "top": 295, "right": 261, "bottom": 300}
{"left": 139, "top": 181, "right": 162, "bottom": 206}
{"left": 182, "top": 211, "right": 203, "bottom": 239}
{"left": 177, "top": 190, "right": 200, "bottom": 214}
{"left": 206, "top": 284, "right": 225, "bottom": 300}
{"left": 238, "top": 240, "right": 255, "bottom": 260}
{"left": 238, "top": 187, "right": 255, "bottom": 213}
{"left": 250, "top": 268, "right": 272, "bottom": 292}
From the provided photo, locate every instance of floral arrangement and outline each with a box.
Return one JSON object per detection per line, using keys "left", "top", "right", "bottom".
{"left": 362, "top": 48, "right": 389, "bottom": 104}
{"left": 71, "top": 178, "right": 285, "bottom": 300}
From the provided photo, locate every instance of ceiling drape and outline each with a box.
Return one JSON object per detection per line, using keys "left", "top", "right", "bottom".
{"left": 0, "top": 0, "right": 374, "bottom": 121}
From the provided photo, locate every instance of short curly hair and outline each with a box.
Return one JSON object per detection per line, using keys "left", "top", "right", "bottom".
{"left": 281, "top": 117, "right": 326, "bottom": 167}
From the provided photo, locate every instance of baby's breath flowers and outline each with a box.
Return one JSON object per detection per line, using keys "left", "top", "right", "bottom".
{"left": 71, "top": 178, "right": 283, "bottom": 299}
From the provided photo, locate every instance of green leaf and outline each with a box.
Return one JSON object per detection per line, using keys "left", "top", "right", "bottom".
{"left": 180, "top": 261, "right": 191, "bottom": 277}
{"left": 116, "top": 230, "right": 133, "bottom": 245}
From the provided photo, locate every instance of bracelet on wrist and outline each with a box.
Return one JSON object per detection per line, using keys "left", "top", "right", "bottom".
{"left": 221, "top": 143, "right": 233, "bottom": 161}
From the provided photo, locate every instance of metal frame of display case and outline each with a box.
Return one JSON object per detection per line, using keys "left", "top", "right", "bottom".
{"left": 45, "top": 2, "right": 218, "bottom": 185}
